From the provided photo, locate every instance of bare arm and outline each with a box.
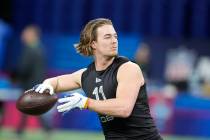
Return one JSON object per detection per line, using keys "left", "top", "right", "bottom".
{"left": 43, "top": 68, "right": 86, "bottom": 93}
{"left": 87, "top": 62, "right": 144, "bottom": 118}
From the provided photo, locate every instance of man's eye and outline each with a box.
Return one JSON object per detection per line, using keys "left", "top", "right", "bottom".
{"left": 104, "top": 36, "right": 111, "bottom": 39}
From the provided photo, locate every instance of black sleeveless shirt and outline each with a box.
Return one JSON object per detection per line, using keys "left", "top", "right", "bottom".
{"left": 81, "top": 56, "right": 162, "bottom": 140}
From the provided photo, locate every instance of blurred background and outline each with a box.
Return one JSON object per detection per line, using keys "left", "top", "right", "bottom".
{"left": 0, "top": 0, "right": 210, "bottom": 140}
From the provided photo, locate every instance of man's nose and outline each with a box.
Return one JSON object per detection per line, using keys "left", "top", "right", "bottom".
{"left": 111, "top": 36, "right": 117, "bottom": 43}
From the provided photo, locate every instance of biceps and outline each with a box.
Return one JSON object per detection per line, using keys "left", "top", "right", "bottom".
{"left": 116, "top": 81, "right": 141, "bottom": 106}
{"left": 58, "top": 74, "right": 81, "bottom": 91}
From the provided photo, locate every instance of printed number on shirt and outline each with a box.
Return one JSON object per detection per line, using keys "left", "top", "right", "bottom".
{"left": 92, "top": 86, "right": 114, "bottom": 123}
{"left": 100, "top": 115, "right": 114, "bottom": 123}
{"left": 92, "top": 86, "right": 107, "bottom": 100}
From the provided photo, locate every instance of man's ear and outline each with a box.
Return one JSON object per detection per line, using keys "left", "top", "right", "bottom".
{"left": 91, "top": 41, "right": 97, "bottom": 49}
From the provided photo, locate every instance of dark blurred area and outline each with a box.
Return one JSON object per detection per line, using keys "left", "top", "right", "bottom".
{"left": 0, "top": 0, "right": 12, "bottom": 24}
{"left": 0, "top": 0, "right": 210, "bottom": 139}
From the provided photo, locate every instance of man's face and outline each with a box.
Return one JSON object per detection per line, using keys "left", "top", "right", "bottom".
{"left": 21, "top": 28, "right": 39, "bottom": 45}
{"left": 92, "top": 24, "right": 118, "bottom": 57}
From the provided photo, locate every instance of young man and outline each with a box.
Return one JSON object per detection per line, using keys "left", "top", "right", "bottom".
{"left": 35, "top": 18, "right": 162, "bottom": 140}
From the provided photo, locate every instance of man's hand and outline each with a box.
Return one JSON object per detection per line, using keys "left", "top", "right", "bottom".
{"left": 34, "top": 82, "right": 54, "bottom": 95}
{"left": 57, "top": 92, "right": 88, "bottom": 113}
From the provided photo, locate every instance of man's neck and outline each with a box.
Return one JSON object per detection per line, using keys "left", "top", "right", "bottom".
{"left": 94, "top": 56, "right": 115, "bottom": 71}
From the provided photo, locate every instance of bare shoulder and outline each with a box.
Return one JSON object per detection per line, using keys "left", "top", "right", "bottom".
{"left": 74, "top": 68, "right": 87, "bottom": 75}
{"left": 118, "top": 61, "right": 141, "bottom": 73}
{"left": 70, "top": 68, "right": 87, "bottom": 86}
{"left": 73, "top": 68, "right": 87, "bottom": 78}
{"left": 117, "top": 61, "right": 144, "bottom": 85}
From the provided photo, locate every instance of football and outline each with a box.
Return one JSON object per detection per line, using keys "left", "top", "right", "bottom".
{"left": 16, "top": 89, "right": 58, "bottom": 115}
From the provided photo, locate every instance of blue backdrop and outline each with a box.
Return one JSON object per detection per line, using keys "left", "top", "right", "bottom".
{"left": 12, "top": 0, "right": 210, "bottom": 38}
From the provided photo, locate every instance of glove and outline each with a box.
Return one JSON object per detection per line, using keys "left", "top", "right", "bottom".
{"left": 34, "top": 82, "right": 54, "bottom": 95}
{"left": 57, "top": 92, "right": 88, "bottom": 113}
